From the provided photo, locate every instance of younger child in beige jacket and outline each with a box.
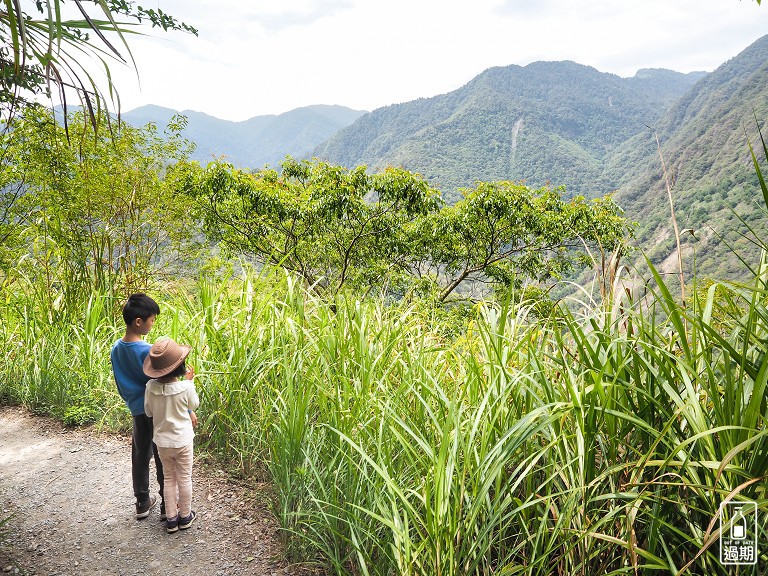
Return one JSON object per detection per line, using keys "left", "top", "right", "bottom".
{"left": 143, "top": 338, "right": 200, "bottom": 534}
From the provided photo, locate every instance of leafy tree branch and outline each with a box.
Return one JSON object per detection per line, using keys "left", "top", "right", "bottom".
{"left": 175, "top": 160, "right": 631, "bottom": 303}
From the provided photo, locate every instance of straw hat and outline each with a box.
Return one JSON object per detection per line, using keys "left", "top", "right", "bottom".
{"left": 143, "top": 338, "right": 191, "bottom": 379}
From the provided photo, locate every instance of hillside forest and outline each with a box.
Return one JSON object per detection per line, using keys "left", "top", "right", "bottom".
{"left": 2, "top": 8, "right": 768, "bottom": 576}
{"left": 2, "top": 94, "right": 768, "bottom": 574}
{"left": 311, "top": 35, "right": 768, "bottom": 284}
{"left": 122, "top": 35, "right": 768, "bottom": 284}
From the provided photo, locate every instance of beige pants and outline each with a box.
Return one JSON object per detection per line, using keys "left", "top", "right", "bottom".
{"left": 157, "top": 443, "right": 193, "bottom": 519}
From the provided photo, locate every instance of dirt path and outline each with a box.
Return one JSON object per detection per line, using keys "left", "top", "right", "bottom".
{"left": 0, "top": 406, "right": 311, "bottom": 576}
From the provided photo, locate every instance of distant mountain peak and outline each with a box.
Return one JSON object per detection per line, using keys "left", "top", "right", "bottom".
{"left": 120, "top": 104, "right": 366, "bottom": 169}
{"left": 312, "top": 58, "right": 705, "bottom": 197}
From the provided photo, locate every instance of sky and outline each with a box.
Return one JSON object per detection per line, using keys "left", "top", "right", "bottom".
{"left": 92, "top": 0, "right": 768, "bottom": 122}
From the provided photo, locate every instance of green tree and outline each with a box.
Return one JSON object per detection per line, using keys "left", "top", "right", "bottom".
{"left": 0, "top": 2, "right": 196, "bottom": 266}
{"left": 176, "top": 159, "right": 631, "bottom": 303}
{"left": 409, "top": 181, "right": 632, "bottom": 301}
{"left": 2, "top": 106, "right": 198, "bottom": 307}
{"left": 173, "top": 157, "right": 443, "bottom": 298}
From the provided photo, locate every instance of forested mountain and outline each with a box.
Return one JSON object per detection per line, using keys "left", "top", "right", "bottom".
{"left": 119, "top": 35, "right": 768, "bottom": 281}
{"left": 608, "top": 35, "right": 768, "bottom": 279}
{"left": 121, "top": 104, "right": 366, "bottom": 168}
{"left": 310, "top": 35, "right": 768, "bottom": 280}
{"left": 311, "top": 61, "right": 704, "bottom": 200}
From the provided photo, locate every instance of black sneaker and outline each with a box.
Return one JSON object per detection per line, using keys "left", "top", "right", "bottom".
{"left": 166, "top": 515, "right": 179, "bottom": 534}
{"left": 135, "top": 495, "right": 157, "bottom": 519}
{"left": 178, "top": 510, "right": 196, "bottom": 530}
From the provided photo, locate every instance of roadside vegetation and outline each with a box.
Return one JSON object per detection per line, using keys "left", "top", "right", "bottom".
{"left": 2, "top": 2, "right": 768, "bottom": 573}
{"left": 1, "top": 105, "right": 768, "bottom": 574}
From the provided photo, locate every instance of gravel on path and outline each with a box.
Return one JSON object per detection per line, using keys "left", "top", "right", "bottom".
{"left": 0, "top": 405, "right": 312, "bottom": 576}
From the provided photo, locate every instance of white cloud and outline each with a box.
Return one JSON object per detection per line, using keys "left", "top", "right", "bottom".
{"left": 254, "top": 0, "right": 355, "bottom": 30}
{"left": 95, "top": 0, "right": 768, "bottom": 121}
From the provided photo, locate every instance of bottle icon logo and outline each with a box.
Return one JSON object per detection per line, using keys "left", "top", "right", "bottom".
{"left": 731, "top": 507, "right": 747, "bottom": 540}
{"left": 719, "top": 501, "right": 757, "bottom": 565}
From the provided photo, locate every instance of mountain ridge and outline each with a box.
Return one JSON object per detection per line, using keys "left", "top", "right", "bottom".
{"left": 116, "top": 37, "right": 768, "bottom": 280}
{"left": 610, "top": 34, "right": 768, "bottom": 279}
{"left": 311, "top": 61, "right": 705, "bottom": 200}
{"left": 120, "top": 103, "right": 367, "bottom": 169}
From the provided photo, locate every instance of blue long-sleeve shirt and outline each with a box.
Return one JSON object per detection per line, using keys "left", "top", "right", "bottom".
{"left": 110, "top": 339, "right": 152, "bottom": 416}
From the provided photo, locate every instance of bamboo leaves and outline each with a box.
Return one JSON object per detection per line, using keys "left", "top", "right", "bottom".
{"left": 0, "top": 0, "right": 196, "bottom": 126}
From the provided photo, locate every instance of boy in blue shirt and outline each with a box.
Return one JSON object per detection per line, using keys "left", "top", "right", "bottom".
{"left": 110, "top": 293, "right": 165, "bottom": 519}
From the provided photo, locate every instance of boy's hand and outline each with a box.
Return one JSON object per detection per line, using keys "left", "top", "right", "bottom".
{"left": 189, "top": 410, "right": 198, "bottom": 428}
{"left": 185, "top": 365, "right": 195, "bottom": 380}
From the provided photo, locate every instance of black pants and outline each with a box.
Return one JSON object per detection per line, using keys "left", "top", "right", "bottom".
{"left": 131, "top": 413, "right": 164, "bottom": 506}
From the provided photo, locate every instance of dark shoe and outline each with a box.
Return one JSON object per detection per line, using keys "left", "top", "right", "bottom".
{"left": 178, "top": 510, "right": 196, "bottom": 530}
{"left": 159, "top": 501, "right": 166, "bottom": 521}
{"left": 135, "top": 495, "right": 157, "bottom": 519}
{"left": 166, "top": 514, "right": 179, "bottom": 534}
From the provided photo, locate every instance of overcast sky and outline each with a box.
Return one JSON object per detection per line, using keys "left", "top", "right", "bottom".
{"left": 99, "top": 0, "right": 768, "bottom": 122}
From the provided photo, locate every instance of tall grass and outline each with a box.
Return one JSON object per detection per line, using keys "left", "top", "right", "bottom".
{"left": 3, "top": 139, "right": 768, "bottom": 573}
{"left": 0, "top": 285, "right": 126, "bottom": 426}
{"left": 2, "top": 257, "right": 767, "bottom": 574}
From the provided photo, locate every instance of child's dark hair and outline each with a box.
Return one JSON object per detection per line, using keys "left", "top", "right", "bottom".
{"left": 122, "top": 293, "right": 160, "bottom": 325}
{"left": 166, "top": 361, "right": 187, "bottom": 379}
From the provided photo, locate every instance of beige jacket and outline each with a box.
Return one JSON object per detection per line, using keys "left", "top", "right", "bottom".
{"left": 144, "top": 379, "right": 200, "bottom": 448}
